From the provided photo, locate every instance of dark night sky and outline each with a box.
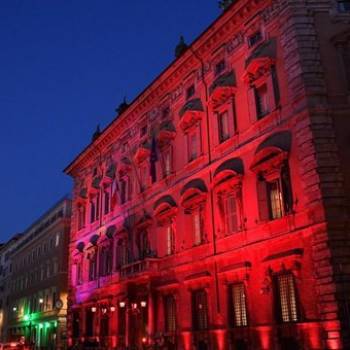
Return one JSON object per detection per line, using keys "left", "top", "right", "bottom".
{"left": 0, "top": 1, "right": 220, "bottom": 241}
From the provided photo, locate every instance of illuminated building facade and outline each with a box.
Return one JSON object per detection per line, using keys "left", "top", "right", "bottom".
{"left": 65, "top": 1, "right": 350, "bottom": 349}
{"left": 0, "top": 234, "right": 23, "bottom": 342}
{"left": 7, "top": 197, "right": 71, "bottom": 349}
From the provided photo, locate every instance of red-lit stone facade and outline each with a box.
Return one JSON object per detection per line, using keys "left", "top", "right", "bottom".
{"left": 65, "top": 1, "right": 350, "bottom": 349}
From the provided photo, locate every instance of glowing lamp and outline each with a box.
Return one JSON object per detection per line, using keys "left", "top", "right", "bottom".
{"left": 140, "top": 301, "right": 147, "bottom": 308}
{"left": 91, "top": 306, "right": 97, "bottom": 313}
{"left": 132, "top": 303, "right": 138, "bottom": 310}
{"left": 142, "top": 337, "right": 147, "bottom": 344}
{"left": 45, "top": 322, "right": 50, "bottom": 328}
{"left": 119, "top": 301, "right": 126, "bottom": 308}
{"left": 39, "top": 324, "right": 43, "bottom": 329}
{"left": 23, "top": 315, "right": 30, "bottom": 321}
{"left": 110, "top": 306, "right": 116, "bottom": 312}
{"left": 12, "top": 307, "right": 17, "bottom": 312}
{"left": 10, "top": 343, "right": 17, "bottom": 347}
{"left": 39, "top": 298, "right": 44, "bottom": 304}
{"left": 101, "top": 307, "right": 107, "bottom": 314}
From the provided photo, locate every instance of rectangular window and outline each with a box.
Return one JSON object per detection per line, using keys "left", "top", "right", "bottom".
{"left": 162, "top": 148, "right": 172, "bottom": 177}
{"left": 88, "top": 255, "right": 97, "bottom": 281}
{"left": 164, "top": 295, "right": 176, "bottom": 333}
{"left": 276, "top": 274, "right": 298, "bottom": 323}
{"left": 224, "top": 194, "right": 238, "bottom": 234}
{"left": 255, "top": 84, "right": 268, "bottom": 119}
{"left": 188, "top": 131, "right": 198, "bottom": 162}
{"left": 193, "top": 210, "right": 203, "bottom": 246}
{"left": 104, "top": 189, "right": 110, "bottom": 215}
{"left": 192, "top": 289, "right": 208, "bottom": 330}
{"left": 218, "top": 110, "right": 230, "bottom": 143}
{"left": 230, "top": 283, "right": 248, "bottom": 327}
{"left": 267, "top": 179, "right": 284, "bottom": 220}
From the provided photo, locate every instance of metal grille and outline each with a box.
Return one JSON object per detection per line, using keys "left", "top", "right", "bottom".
{"left": 277, "top": 274, "right": 298, "bottom": 323}
{"left": 164, "top": 295, "right": 176, "bottom": 333}
{"left": 231, "top": 283, "right": 248, "bottom": 327}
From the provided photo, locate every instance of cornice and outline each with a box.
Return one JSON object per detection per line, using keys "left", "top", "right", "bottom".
{"left": 65, "top": 0, "right": 269, "bottom": 176}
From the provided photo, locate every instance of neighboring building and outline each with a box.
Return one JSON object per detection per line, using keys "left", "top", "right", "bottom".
{"left": 64, "top": 1, "right": 350, "bottom": 349}
{"left": 7, "top": 197, "right": 71, "bottom": 349}
{"left": 0, "top": 234, "right": 23, "bottom": 341}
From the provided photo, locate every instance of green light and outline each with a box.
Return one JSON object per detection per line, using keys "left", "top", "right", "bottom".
{"left": 53, "top": 321, "right": 57, "bottom": 327}
{"left": 39, "top": 323, "right": 43, "bottom": 329}
{"left": 45, "top": 322, "right": 50, "bottom": 328}
{"left": 23, "top": 315, "right": 30, "bottom": 321}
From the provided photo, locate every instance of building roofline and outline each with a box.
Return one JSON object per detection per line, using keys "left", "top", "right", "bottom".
{"left": 63, "top": 2, "right": 240, "bottom": 175}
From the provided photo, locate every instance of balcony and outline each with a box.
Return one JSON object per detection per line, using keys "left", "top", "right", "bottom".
{"left": 120, "top": 258, "right": 159, "bottom": 280}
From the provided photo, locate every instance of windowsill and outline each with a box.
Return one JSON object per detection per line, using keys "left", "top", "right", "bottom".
{"left": 184, "top": 154, "right": 206, "bottom": 171}
{"left": 215, "top": 132, "right": 239, "bottom": 153}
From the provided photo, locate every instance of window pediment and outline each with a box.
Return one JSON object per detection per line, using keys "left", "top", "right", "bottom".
{"left": 153, "top": 195, "right": 178, "bottom": 223}
{"left": 251, "top": 131, "right": 292, "bottom": 174}
{"left": 180, "top": 179, "right": 208, "bottom": 209}
{"left": 213, "top": 158, "right": 244, "bottom": 189}
{"left": 178, "top": 98, "right": 204, "bottom": 132}
{"left": 105, "top": 225, "right": 117, "bottom": 239}
{"left": 134, "top": 141, "right": 151, "bottom": 164}
{"left": 89, "top": 234, "right": 100, "bottom": 246}
{"left": 209, "top": 70, "right": 237, "bottom": 108}
{"left": 243, "top": 38, "right": 277, "bottom": 83}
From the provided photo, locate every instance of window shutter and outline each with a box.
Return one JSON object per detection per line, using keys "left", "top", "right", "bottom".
{"left": 247, "top": 87, "right": 257, "bottom": 123}
{"left": 257, "top": 178, "right": 269, "bottom": 221}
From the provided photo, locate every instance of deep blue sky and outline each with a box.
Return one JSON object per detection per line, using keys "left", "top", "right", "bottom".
{"left": 0, "top": 1, "right": 220, "bottom": 241}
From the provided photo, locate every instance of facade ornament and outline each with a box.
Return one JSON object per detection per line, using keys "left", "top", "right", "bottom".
{"left": 175, "top": 35, "right": 188, "bottom": 58}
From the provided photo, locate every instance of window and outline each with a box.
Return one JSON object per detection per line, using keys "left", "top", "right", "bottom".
{"left": 139, "top": 164, "right": 149, "bottom": 191}
{"left": 76, "top": 261, "right": 82, "bottom": 285}
{"left": 186, "top": 84, "right": 195, "bottom": 99}
{"left": 248, "top": 31, "right": 262, "bottom": 47}
{"left": 99, "top": 245, "right": 112, "bottom": 277}
{"left": 192, "top": 289, "right": 208, "bottom": 330}
{"left": 255, "top": 84, "right": 268, "bottom": 119}
{"left": 338, "top": 0, "right": 350, "bottom": 12}
{"left": 267, "top": 179, "right": 284, "bottom": 220}
{"left": 192, "top": 209, "right": 203, "bottom": 246}
{"left": 166, "top": 225, "right": 175, "bottom": 255}
{"left": 257, "top": 163, "right": 293, "bottom": 221}
{"left": 162, "top": 148, "right": 172, "bottom": 177}
{"left": 55, "top": 233, "right": 60, "bottom": 247}
{"left": 164, "top": 295, "right": 176, "bottom": 333}
{"left": 192, "top": 208, "right": 204, "bottom": 246}
{"left": 275, "top": 273, "right": 299, "bottom": 323}
{"left": 218, "top": 110, "right": 230, "bottom": 143}
{"left": 116, "top": 239, "right": 128, "bottom": 269}
{"left": 188, "top": 130, "right": 199, "bottom": 162}
{"left": 139, "top": 231, "right": 149, "bottom": 260}
{"left": 88, "top": 253, "right": 97, "bottom": 281}
{"left": 223, "top": 194, "right": 238, "bottom": 234}
{"left": 230, "top": 283, "right": 248, "bottom": 327}
{"left": 90, "top": 194, "right": 100, "bottom": 223}
{"left": 215, "top": 59, "right": 226, "bottom": 76}
{"left": 104, "top": 188, "right": 111, "bottom": 215}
